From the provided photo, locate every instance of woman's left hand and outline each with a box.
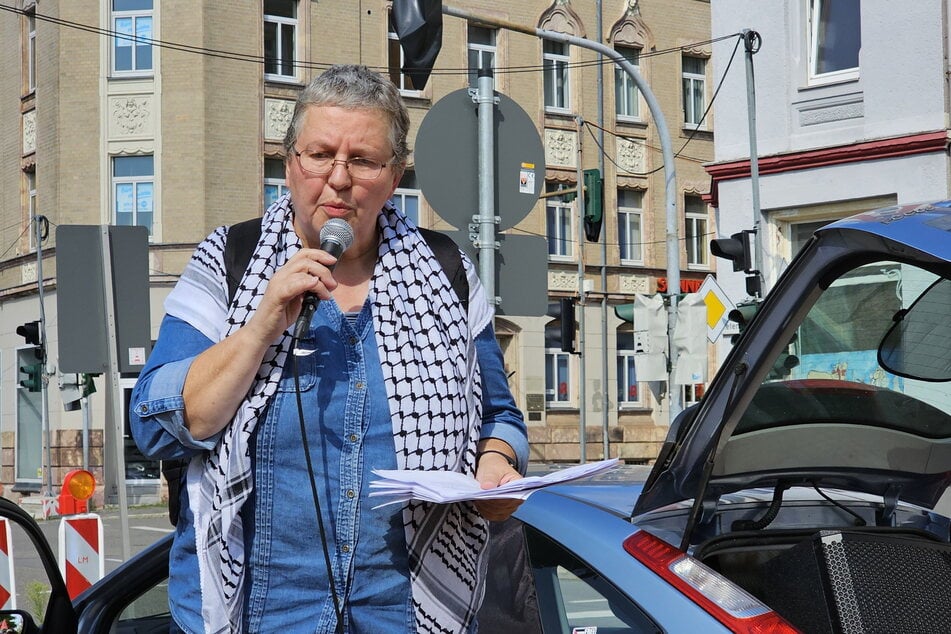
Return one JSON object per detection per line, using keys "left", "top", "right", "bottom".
{"left": 473, "top": 442, "right": 523, "bottom": 522}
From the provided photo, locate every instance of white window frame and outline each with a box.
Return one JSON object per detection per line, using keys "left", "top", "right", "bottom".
{"left": 388, "top": 22, "right": 423, "bottom": 97}
{"left": 543, "top": 40, "right": 571, "bottom": 114}
{"left": 264, "top": 0, "right": 298, "bottom": 82}
{"left": 683, "top": 383, "right": 705, "bottom": 407}
{"left": 392, "top": 188, "right": 420, "bottom": 226}
{"left": 682, "top": 55, "right": 707, "bottom": 129}
{"left": 546, "top": 185, "right": 574, "bottom": 261}
{"left": 618, "top": 189, "right": 643, "bottom": 264}
{"left": 808, "top": 0, "right": 861, "bottom": 83}
{"left": 264, "top": 157, "right": 288, "bottom": 209}
{"left": 545, "top": 348, "right": 574, "bottom": 407}
{"left": 27, "top": 11, "right": 36, "bottom": 92}
{"left": 467, "top": 25, "right": 497, "bottom": 89}
{"left": 614, "top": 45, "right": 640, "bottom": 122}
{"left": 112, "top": 155, "right": 154, "bottom": 236}
{"left": 685, "top": 194, "right": 709, "bottom": 268}
{"left": 111, "top": 0, "right": 153, "bottom": 76}
{"left": 616, "top": 329, "right": 643, "bottom": 408}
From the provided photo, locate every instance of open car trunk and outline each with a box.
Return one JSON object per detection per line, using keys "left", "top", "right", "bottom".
{"left": 631, "top": 202, "right": 951, "bottom": 633}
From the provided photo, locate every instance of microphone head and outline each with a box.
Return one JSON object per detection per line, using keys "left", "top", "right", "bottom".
{"left": 319, "top": 218, "right": 354, "bottom": 257}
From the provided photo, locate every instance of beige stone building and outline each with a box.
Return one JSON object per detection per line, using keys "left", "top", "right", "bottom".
{"left": 0, "top": 0, "right": 714, "bottom": 506}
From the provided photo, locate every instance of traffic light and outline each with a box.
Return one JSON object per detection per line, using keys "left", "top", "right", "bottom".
{"left": 583, "top": 168, "right": 603, "bottom": 242}
{"left": 17, "top": 320, "right": 41, "bottom": 345}
{"left": 710, "top": 231, "right": 755, "bottom": 272}
{"left": 19, "top": 362, "right": 42, "bottom": 392}
{"left": 728, "top": 301, "right": 761, "bottom": 344}
{"left": 547, "top": 299, "right": 576, "bottom": 353}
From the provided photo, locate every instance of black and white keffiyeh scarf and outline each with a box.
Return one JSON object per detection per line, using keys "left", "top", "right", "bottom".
{"left": 165, "top": 195, "right": 490, "bottom": 633}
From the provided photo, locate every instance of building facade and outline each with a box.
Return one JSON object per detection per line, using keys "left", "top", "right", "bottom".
{"left": 707, "top": 0, "right": 951, "bottom": 333}
{"left": 0, "top": 0, "right": 714, "bottom": 506}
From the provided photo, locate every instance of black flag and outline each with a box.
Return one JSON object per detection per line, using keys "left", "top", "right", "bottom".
{"left": 391, "top": 0, "right": 443, "bottom": 90}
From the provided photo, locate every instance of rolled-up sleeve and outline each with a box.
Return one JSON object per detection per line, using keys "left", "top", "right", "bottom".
{"left": 475, "top": 324, "right": 529, "bottom": 474}
{"left": 130, "top": 315, "right": 221, "bottom": 460}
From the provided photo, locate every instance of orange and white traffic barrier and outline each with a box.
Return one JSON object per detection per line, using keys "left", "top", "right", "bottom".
{"left": 0, "top": 518, "right": 15, "bottom": 609}
{"left": 58, "top": 513, "right": 104, "bottom": 599}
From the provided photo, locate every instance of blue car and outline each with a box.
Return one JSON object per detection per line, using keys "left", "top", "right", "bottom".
{"left": 4, "top": 201, "right": 951, "bottom": 632}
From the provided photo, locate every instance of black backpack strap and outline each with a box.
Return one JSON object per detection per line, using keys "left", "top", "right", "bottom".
{"left": 420, "top": 227, "right": 469, "bottom": 313}
{"left": 225, "top": 217, "right": 264, "bottom": 304}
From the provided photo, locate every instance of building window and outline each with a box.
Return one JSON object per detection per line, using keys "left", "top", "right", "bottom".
{"left": 546, "top": 183, "right": 574, "bottom": 259}
{"left": 683, "top": 383, "right": 705, "bottom": 406}
{"left": 26, "top": 171, "right": 37, "bottom": 251}
{"left": 113, "top": 155, "right": 154, "bottom": 235}
{"left": 545, "top": 322, "right": 572, "bottom": 405}
{"left": 112, "top": 0, "right": 153, "bottom": 74}
{"left": 392, "top": 171, "right": 420, "bottom": 226}
{"left": 264, "top": 158, "right": 288, "bottom": 209}
{"left": 26, "top": 10, "right": 36, "bottom": 92}
{"left": 809, "top": 0, "right": 861, "bottom": 79}
{"left": 616, "top": 328, "right": 641, "bottom": 406}
{"left": 467, "top": 25, "right": 497, "bottom": 89}
{"left": 264, "top": 0, "right": 297, "bottom": 80}
{"left": 685, "top": 194, "right": 708, "bottom": 267}
{"left": 682, "top": 55, "right": 706, "bottom": 128}
{"left": 388, "top": 17, "right": 421, "bottom": 94}
{"left": 543, "top": 40, "right": 570, "bottom": 112}
{"left": 614, "top": 46, "right": 640, "bottom": 121}
{"left": 618, "top": 189, "right": 643, "bottom": 264}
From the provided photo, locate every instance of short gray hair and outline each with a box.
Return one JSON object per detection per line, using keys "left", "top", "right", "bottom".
{"left": 283, "top": 65, "right": 410, "bottom": 167}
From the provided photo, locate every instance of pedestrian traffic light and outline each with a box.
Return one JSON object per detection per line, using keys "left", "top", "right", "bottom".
{"left": 17, "top": 320, "right": 41, "bottom": 346}
{"left": 583, "top": 168, "right": 603, "bottom": 242}
{"left": 19, "top": 362, "right": 43, "bottom": 392}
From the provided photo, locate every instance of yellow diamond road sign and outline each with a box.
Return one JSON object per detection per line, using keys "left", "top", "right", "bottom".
{"left": 698, "top": 275, "right": 735, "bottom": 342}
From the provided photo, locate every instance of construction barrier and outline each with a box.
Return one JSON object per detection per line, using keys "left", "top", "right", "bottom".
{"left": 0, "top": 519, "right": 14, "bottom": 609}
{"left": 57, "top": 513, "right": 104, "bottom": 599}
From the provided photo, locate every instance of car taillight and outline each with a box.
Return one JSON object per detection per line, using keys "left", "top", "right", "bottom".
{"left": 623, "top": 531, "right": 801, "bottom": 634}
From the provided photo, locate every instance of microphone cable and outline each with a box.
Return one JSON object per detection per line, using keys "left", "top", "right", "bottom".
{"left": 287, "top": 219, "right": 354, "bottom": 633}
{"left": 291, "top": 341, "right": 345, "bottom": 633}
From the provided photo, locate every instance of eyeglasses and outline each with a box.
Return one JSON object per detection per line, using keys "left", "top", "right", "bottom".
{"left": 292, "top": 148, "right": 393, "bottom": 181}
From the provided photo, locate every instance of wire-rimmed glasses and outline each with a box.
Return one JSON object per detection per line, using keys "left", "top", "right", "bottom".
{"left": 293, "top": 148, "right": 393, "bottom": 180}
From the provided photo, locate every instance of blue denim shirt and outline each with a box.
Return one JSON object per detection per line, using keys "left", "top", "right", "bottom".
{"left": 131, "top": 301, "right": 527, "bottom": 633}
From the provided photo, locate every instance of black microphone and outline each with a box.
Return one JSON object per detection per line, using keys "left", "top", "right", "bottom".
{"left": 293, "top": 218, "right": 354, "bottom": 340}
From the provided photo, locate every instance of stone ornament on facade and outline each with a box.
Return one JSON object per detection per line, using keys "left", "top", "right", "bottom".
{"left": 265, "top": 99, "right": 295, "bottom": 141}
{"left": 548, "top": 269, "right": 579, "bottom": 291}
{"left": 616, "top": 137, "right": 646, "bottom": 174}
{"left": 545, "top": 128, "right": 577, "bottom": 168}
{"left": 619, "top": 273, "right": 650, "bottom": 294}
{"left": 22, "top": 110, "right": 36, "bottom": 155}
{"left": 110, "top": 96, "right": 153, "bottom": 137}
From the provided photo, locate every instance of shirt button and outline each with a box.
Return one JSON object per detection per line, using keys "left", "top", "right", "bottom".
{"left": 355, "top": 381, "right": 365, "bottom": 390}
{"left": 341, "top": 544, "right": 351, "bottom": 553}
{"left": 346, "top": 489, "right": 355, "bottom": 499}
{"left": 349, "top": 336, "right": 358, "bottom": 345}
{"left": 348, "top": 434, "right": 358, "bottom": 442}
{"left": 138, "top": 404, "right": 148, "bottom": 414}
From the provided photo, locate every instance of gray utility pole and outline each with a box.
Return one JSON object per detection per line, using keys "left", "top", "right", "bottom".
{"left": 743, "top": 29, "right": 766, "bottom": 295}
{"left": 476, "top": 69, "right": 499, "bottom": 305}
{"left": 442, "top": 5, "right": 684, "bottom": 422}
{"left": 34, "top": 215, "right": 53, "bottom": 496}
{"left": 575, "top": 115, "right": 588, "bottom": 462}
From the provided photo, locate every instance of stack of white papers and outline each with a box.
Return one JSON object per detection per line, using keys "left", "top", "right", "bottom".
{"left": 369, "top": 458, "right": 620, "bottom": 507}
